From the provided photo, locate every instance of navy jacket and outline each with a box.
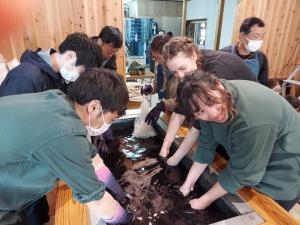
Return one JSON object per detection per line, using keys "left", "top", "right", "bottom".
{"left": 0, "top": 50, "right": 65, "bottom": 97}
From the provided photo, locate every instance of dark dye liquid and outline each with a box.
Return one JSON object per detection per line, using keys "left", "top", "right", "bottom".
{"left": 103, "top": 124, "right": 227, "bottom": 225}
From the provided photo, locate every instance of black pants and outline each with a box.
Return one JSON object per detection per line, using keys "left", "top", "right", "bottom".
{"left": 11, "top": 196, "right": 49, "bottom": 225}
{"left": 275, "top": 196, "right": 300, "bottom": 211}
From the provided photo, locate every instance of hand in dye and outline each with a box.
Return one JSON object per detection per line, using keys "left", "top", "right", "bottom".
{"left": 189, "top": 196, "right": 212, "bottom": 210}
{"left": 167, "top": 155, "right": 180, "bottom": 166}
{"left": 179, "top": 183, "right": 194, "bottom": 196}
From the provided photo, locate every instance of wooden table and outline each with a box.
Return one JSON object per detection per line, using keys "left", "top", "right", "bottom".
{"left": 126, "top": 73, "right": 154, "bottom": 80}
{"left": 55, "top": 113, "right": 300, "bottom": 225}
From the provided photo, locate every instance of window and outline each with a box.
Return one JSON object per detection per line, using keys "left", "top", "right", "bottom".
{"left": 186, "top": 19, "right": 207, "bottom": 48}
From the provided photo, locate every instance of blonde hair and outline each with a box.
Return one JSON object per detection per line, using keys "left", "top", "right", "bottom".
{"left": 162, "top": 37, "right": 203, "bottom": 69}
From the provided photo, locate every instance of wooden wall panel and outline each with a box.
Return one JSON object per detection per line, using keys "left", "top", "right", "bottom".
{"left": 0, "top": 0, "right": 126, "bottom": 77}
{"left": 232, "top": 0, "right": 300, "bottom": 80}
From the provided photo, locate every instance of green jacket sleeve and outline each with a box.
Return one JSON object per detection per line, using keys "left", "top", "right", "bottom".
{"left": 218, "top": 124, "right": 277, "bottom": 193}
{"left": 34, "top": 134, "right": 105, "bottom": 203}
{"left": 192, "top": 122, "right": 218, "bottom": 164}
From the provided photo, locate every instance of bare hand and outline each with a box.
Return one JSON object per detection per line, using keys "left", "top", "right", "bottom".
{"left": 189, "top": 196, "right": 212, "bottom": 210}
{"left": 167, "top": 156, "right": 180, "bottom": 166}
{"left": 179, "top": 183, "right": 194, "bottom": 196}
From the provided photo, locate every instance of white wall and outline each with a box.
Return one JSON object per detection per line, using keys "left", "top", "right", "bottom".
{"left": 138, "top": 0, "right": 182, "bottom": 36}
{"left": 187, "top": 0, "right": 219, "bottom": 49}
{"left": 219, "top": 0, "right": 238, "bottom": 49}
{"left": 186, "top": 0, "right": 238, "bottom": 50}
{"left": 125, "top": 0, "right": 138, "bottom": 18}
{"left": 125, "top": 0, "right": 182, "bottom": 36}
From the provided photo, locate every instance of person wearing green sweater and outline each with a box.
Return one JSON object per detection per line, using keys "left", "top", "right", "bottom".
{"left": 0, "top": 68, "right": 131, "bottom": 225}
{"left": 170, "top": 70, "right": 300, "bottom": 211}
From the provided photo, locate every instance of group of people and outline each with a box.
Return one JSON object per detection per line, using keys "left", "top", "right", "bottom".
{"left": 141, "top": 16, "right": 300, "bottom": 211}
{"left": 0, "top": 14, "right": 300, "bottom": 225}
{"left": 0, "top": 27, "right": 132, "bottom": 225}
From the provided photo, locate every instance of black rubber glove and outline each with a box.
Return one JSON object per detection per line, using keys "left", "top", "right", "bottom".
{"left": 145, "top": 101, "right": 165, "bottom": 125}
{"left": 140, "top": 84, "right": 153, "bottom": 95}
{"left": 92, "top": 135, "right": 110, "bottom": 156}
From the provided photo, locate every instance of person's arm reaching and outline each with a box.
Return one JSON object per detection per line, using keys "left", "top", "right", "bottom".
{"left": 89, "top": 154, "right": 130, "bottom": 224}
{"left": 35, "top": 136, "right": 131, "bottom": 225}
{"left": 167, "top": 127, "right": 200, "bottom": 166}
{"left": 190, "top": 124, "right": 277, "bottom": 210}
{"left": 92, "top": 154, "right": 125, "bottom": 200}
{"left": 159, "top": 112, "right": 186, "bottom": 157}
{"left": 189, "top": 182, "right": 227, "bottom": 210}
{"left": 180, "top": 161, "right": 208, "bottom": 196}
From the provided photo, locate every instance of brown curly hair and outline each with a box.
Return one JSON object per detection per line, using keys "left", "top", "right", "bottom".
{"left": 162, "top": 37, "right": 204, "bottom": 69}
{"left": 178, "top": 70, "right": 236, "bottom": 119}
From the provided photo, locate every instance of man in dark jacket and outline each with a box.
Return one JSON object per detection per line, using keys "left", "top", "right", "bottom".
{"left": 92, "top": 26, "right": 123, "bottom": 71}
{"left": 220, "top": 17, "right": 268, "bottom": 86}
{"left": 0, "top": 32, "right": 101, "bottom": 225}
{"left": 0, "top": 32, "right": 101, "bottom": 96}
{"left": 91, "top": 26, "right": 123, "bottom": 156}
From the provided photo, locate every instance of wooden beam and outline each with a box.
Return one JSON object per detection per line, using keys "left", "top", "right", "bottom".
{"left": 180, "top": 0, "right": 188, "bottom": 36}
{"left": 214, "top": 0, "right": 225, "bottom": 50}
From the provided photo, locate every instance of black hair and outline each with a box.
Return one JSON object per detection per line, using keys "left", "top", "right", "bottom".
{"left": 68, "top": 68, "right": 129, "bottom": 116}
{"left": 98, "top": 26, "right": 123, "bottom": 48}
{"left": 166, "top": 31, "right": 173, "bottom": 37}
{"left": 240, "top": 17, "right": 265, "bottom": 34}
{"left": 284, "top": 95, "right": 300, "bottom": 110}
{"left": 267, "top": 78, "right": 283, "bottom": 89}
{"left": 58, "top": 32, "right": 102, "bottom": 68}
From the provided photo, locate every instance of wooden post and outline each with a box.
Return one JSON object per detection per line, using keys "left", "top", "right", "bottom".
{"left": 119, "top": 0, "right": 126, "bottom": 80}
{"left": 181, "top": 0, "right": 188, "bottom": 36}
{"left": 214, "top": 0, "right": 225, "bottom": 50}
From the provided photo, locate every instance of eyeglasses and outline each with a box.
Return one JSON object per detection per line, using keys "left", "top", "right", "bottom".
{"left": 111, "top": 47, "right": 120, "bottom": 54}
{"left": 106, "top": 43, "right": 120, "bottom": 54}
{"left": 152, "top": 56, "right": 163, "bottom": 62}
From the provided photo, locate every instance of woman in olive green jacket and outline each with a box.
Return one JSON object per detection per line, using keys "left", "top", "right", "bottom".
{"left": 172, "top": 70, "right": 300, "bottom": 211}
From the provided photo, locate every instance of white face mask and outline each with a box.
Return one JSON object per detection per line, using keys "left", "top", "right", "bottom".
{"left": 245, "top": 38, "right": 263, "bottom": 52}
{"left": 86, "top": 107, "right": 111, "bottom": 136}
{"left": 60, "top": 60, "right": 80, "bottom": 82}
